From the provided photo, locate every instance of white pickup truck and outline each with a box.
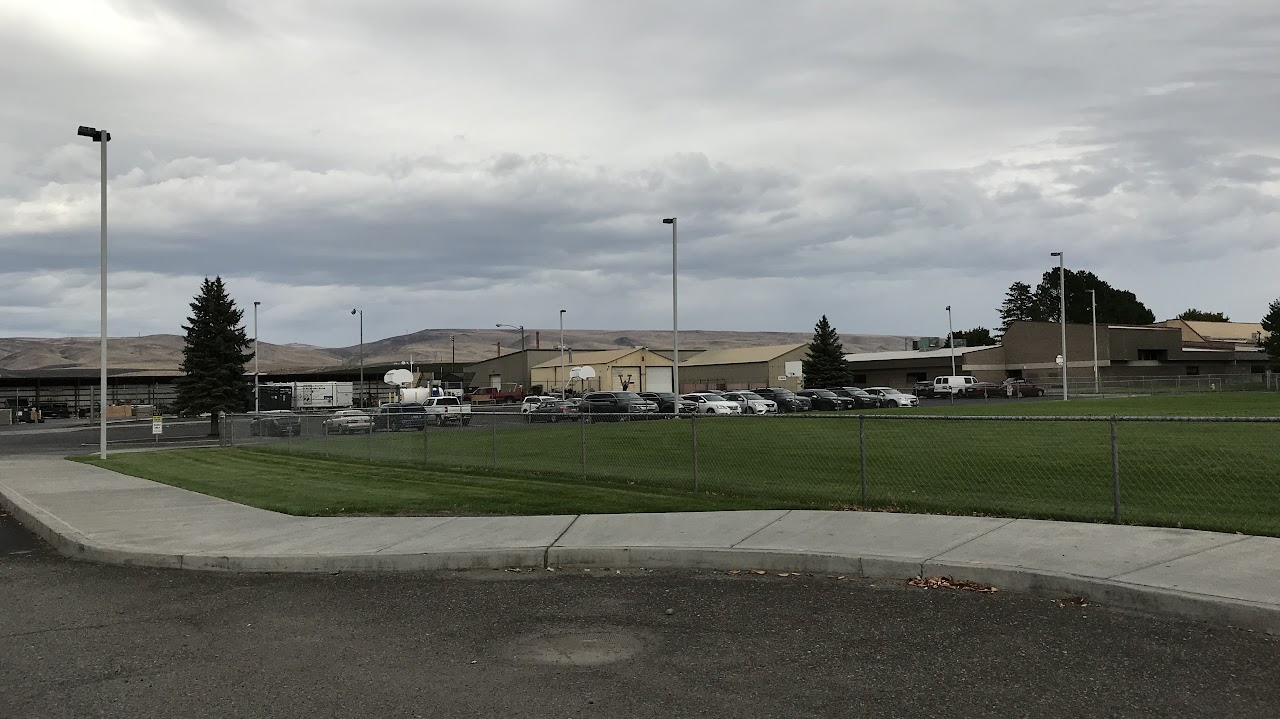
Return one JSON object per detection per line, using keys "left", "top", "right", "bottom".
{"left": 421, "top": 396, "right": 472, "bottom": 426}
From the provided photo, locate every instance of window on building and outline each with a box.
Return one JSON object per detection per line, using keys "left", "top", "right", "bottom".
{"left": 1251, "top": 365, "right": 1265, "bottom": 374}
{"left": 1186, "top": 366, "right": 1200, "bottom": 376}
{"left": 852, "top": 374, "right": 868, "bottom": 385}
{"left": 1005, "top": 369, "right": 1024, "bottom": 379}
{"left": 908, "top": 372, "right": 927, "bottom": 382}
{"left": 1138, "top": 349, "right": 1167, "bottom": 361}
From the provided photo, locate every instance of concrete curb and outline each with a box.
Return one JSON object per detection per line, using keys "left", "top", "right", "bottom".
{"left": 4, "top": 478, "right": 1276, "bottom": 635}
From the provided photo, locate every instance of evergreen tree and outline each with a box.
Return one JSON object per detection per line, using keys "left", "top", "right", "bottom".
{"left": 1261, "top": 299, "right": 1280, "bottom": 366}
{"left": 1032, "top": 269, "right": 1155, "bottom": 325}
{"left": 997, "top": 282, "right": 1041, "bottom": 335}
{"left": 947, "top": 327, "right": 996, "bottom": 347}
{"left": 802, "top": 315, "right": 849, "bottom": 388}
{"left": 1178, "top": 309, "right": 1231, "bottom": 322}
{"left": 174, "top": 277, "right": 254, "bottom": 436}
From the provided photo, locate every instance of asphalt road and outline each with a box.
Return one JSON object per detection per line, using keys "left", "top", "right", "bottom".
{"left": 1, "top": 513, "right": 1275, "bottom": 718}
{"left": 0, "top": 419, "right": 218, "bottom": 457}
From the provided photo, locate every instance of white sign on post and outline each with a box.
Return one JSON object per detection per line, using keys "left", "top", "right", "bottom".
{"left": 152, "top": 415, "right": 163, "bottom": 435}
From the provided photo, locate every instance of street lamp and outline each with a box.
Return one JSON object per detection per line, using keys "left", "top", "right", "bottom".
{"left": 1088, "top": 288, "right": 1099, "bottom": 395}
{"left": 496, "top": 323, "right": 527, "bottom": 392}
{"left": 662, "top": 217, "right": 679, "bottom": 394}
{"left": 77, "top": 125, "right": 110, "bottom": 459}
{"left": 253, "top": 301, "right": 261, "bottom": 414}
{"left": 945, "top": 305, "right": 956, "bottom": 376}
{"left": 351, "top": 308, "right": 363, "bottom": 406}
{"left": 559, "top": 309, "right": 567, "bottom": 399}
{"left": 1051, "top": 252, "right": 1067, "bottom": 401}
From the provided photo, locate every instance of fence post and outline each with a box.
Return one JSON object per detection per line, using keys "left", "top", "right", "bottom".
{"left": 859, "top": 414, "right": 867, "bottom": 507}
{"left": 423, "top": 421, "right": 429, "bottom": 466}
{"left": 692, "top": 412, "right": 700, "bottom": 493}
{"left": 1110, "top": 416, "right": 1121, "bottom": 524}
{"left": 580, "top": 411, "right": 587, "bottom": 478}
{"left": 491, "top": 411, "right": 498, "bottom": 468}
{"left": 220, "top": 411, "right": 227, "bottom": 448}
{"left": 366, "top": 421, "right": 373, "bottom": 464}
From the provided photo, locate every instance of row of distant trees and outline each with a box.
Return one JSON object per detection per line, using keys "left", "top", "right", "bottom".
{"left": 802, "top": 266, "right": 1280, "bottom": 388}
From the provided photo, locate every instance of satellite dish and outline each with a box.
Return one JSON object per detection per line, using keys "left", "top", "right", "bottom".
{"left": 570, "top": 366, "right": 597, "bottom": 380}
{"left": 383, "top": 369, "right": 414, "bottom": 387}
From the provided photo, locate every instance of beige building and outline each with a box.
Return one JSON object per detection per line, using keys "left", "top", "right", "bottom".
{"left": 530, "top": 348, "right": 675, "bottom": 394}
{"left": 677, "top": 343, "right": 809, "bottom": 393}
{"left": 1156, "top": 319, "right": 1269, "bottom": 345}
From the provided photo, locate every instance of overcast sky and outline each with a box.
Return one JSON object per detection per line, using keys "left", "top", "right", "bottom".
{"left": 2, "top": 1, "right": 1278, "bottom": 347}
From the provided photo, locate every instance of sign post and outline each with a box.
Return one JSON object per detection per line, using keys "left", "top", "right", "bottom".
{"left": 152, "top": 415, "right": 163, "bottom": 444}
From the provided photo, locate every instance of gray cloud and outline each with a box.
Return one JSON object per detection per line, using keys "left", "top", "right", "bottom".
{"left": 2, "top": 1, "right": 1279, "bottom": 344}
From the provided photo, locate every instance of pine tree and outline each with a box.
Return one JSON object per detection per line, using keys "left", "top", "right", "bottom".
{"left": 802, "top": 315, "right": 849, "bottom": 388}
{"left": 947, "top": 327, "right": 996, "bottom": 347}
{"left": 997, "top": 282, "right": 1039, "bottom": 335}
{"left": 1261, "top": 299, "right": 1280, "bottom": 367}
{"left": 174, "top": 277, "right": 254, "bottom": 436}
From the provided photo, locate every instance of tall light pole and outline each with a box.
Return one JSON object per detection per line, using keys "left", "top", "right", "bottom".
{"left": 1051, "top": 252, "right": 1067, "bottom": 401}
{"left": 78, "top": 125, "right": 110, "bottom": 459}
{"left": 559, "top": 309, "right": 567, "bottom": 399}
{"left": 1088, "top": 288, "right": 1099, "bottom": 395}
{"left": 946, "top": 305, "right": 956, "bottom": 375}
{"left": 253, "top": 301, "right": 261, "bottom": 414}
{"left": 351, "top": 308, "right": 363, "bottom": 406}
{"left": 496, "top": 324, "right": 527, "bottom": 392}
{"left": 662, "top": 217, "right": 679, "bottom": 394}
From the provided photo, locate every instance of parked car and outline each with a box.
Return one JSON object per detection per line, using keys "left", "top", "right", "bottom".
{"left": 863, "top": 387, "right": 920, "bottom": 407}
{"left": 718, "top": 391, "right": 778, "bottom": 415}
{"left": 638, "top": 392, "right": 690, "bottom": 415}
{"left": 527, "top": 399, "right": 581, "bottom": 423}
{"left": 579, "top": 391, "right": 659, "bottom": 419}
{"left": 828, "top": 387, "right": 886, "bottom": 409}
{"left": 1002, "top": 378, "right": 1047, "bottom": 397}
{"left": 521, "top": 395, "right": 557, "bottom": 413}
{"left": 912, "top": 381, "right": 933, "bottom": 397}
{"left": 792, "top": 394, "right": 814, "bottom": 412}
{"left": 681, "top": 392, "right": 744, "bottom": 415}
{"left": 796, "top": 389, "right": 853, "bottom": 411}
{"left": 322, "top": 409, "right": 371, "bottom": 434}
{"left": 371, "top": 402, "right": 427, "bottom": 431}
{"left": 751, "top": 387, "right": 805, "bottom": 413}
{"left": 249, "top": 410, "right": 302, "bottom": 437}
{"left": 960, "top": 382, "right": 1006, "bottom": 399}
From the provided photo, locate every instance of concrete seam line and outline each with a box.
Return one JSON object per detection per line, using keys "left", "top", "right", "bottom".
{"left": 545, "top": 515, "right": 583, "bottom": 567}
{"left": 728, "top": 509, "right": 794, "bottom": 549}
{"left": 1103, "top": 535, "right": 1254, "bottom": 580}
{"left": 372, "top": 516, "right": 464, "bottom": 554}
{"left": 922, "top": 517, "right": 1019, "bottom": 563}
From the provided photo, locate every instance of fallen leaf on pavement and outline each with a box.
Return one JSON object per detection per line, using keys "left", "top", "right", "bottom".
{"left": 907, "top": 575, "right": 999, "bottom": 593}
{"left": 752, "top": 570, "right": 766, "bottom": 575}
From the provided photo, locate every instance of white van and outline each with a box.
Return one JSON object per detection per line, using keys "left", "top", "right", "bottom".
{"left": 932, "top": 375, "right": 977, "bottom": 397}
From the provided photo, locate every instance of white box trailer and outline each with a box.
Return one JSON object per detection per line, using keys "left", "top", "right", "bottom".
{"left": 263, "top": 382, "right": 353, "bottom": 410}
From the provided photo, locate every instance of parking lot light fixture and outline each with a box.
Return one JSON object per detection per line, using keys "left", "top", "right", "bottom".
{"left": 1088, "top": 288, "right": 1099, "bottom": 395}
{"left": 351, "top": 308, "right": 363, "bottom": 406}
{"left": 559, "top": 310, "right": 567, "bottom": 399}
{"left": 78, "top": 125, "right": 110, "bottom": 459}
{"left": 1051, "top": 252, "right": 1067, "bottom": 401}
{"left": 663, "top": 217, "right": 678, "bottom": 393}
{"left": 496, "top": 324, "right": 528, "bottom": 391}
{"left": 946, "top": 305, "right": 955, "bottom": 375}
{"left": 253, "top": 302, "right": 261, "bottom": 414}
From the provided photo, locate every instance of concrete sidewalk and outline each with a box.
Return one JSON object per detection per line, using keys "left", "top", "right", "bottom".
{"left": 2, "top": 457, "right": 1277, "bottom": 634}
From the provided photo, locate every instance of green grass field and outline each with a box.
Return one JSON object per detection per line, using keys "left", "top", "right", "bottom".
{"left": 82, "top": 392, "right": 1280, "bottom": 535}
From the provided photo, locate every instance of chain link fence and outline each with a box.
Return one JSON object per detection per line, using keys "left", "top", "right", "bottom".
{"left": 220, "top": 409, "right": 1280, "bottom": 537}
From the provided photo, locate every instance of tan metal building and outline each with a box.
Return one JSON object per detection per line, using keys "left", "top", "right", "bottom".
{"left": 462, "top": 349, "right": 562, "bottom": 393}
{"left": 677, "top": 343, "right": 809, "bottom": 393}
{"left": 530, "top": 348, "right": 675, "bottom": 394}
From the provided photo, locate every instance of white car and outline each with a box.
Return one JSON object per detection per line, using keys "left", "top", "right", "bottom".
{"left": 681, "top": 393, "right": 743, "bottom": 415}
{"left": 719, "top": 391, "right": 778, "bottom": 415}
{"left": 521, "top": 395, "right": 558, "bottom": 413}
{"left": 322, "top": 409, "right": 372, "bottom": 434}
{"left": 864, "top": 387, "right": 920, "bottom": 407}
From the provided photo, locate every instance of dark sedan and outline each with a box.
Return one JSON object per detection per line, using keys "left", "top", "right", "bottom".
{"left": 797, "top": 389, "right": 852, "bottom": 411}
{"left": 248, "top": 411, "right": 302, "bottom": 437}
{"left": 527, "top": 400, "right": 581, "bottom": 423}
{"left": 829, "top": 387, "right": 886, "bottom": 408}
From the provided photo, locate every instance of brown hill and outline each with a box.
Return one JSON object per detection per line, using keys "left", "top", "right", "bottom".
{"left": 0, "top": 329, "right": 912, "bottom": 372}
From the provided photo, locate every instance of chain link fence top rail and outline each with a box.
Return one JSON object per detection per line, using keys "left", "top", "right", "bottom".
{"left": 222, "top": 410, "right": 1280, "bottom": 537}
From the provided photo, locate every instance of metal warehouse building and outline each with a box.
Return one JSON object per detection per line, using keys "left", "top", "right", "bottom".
{"left": 678, "top": 343, "right": 809, "bottom": 393}
{"left": 530, "top": 348, "right": 675, "bottom": 394}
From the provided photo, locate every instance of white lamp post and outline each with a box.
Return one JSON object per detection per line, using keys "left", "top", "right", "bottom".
{"left": 77, "top": 125, "right": 110, "bottom": 459}
{"left": 1051, "top": 252, "right": 1067, "bottom": 401}
{"left": 662, "top": 217, "right": 679, "bottom": 394}
{"left": 946, "top": 305, "right": 956, "bottom": 375}
{"left": 559, "top": 309, "right": 567, "bottom": 399}
{"left": 1088, "top": 288, "right": 1099, "bottom": 395}
{"left": 351, "top": 308, "right": 363, "bottom": 406}
{"left": 253, "top": 301, "right": 261, "bottom": 413}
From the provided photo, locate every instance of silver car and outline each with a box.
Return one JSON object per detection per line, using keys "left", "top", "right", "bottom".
{"left": 719, "top": 391, "right": 778, "bottom": 415}
{"left": 864, "top": 387, "right": 920, "bottom": 407}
